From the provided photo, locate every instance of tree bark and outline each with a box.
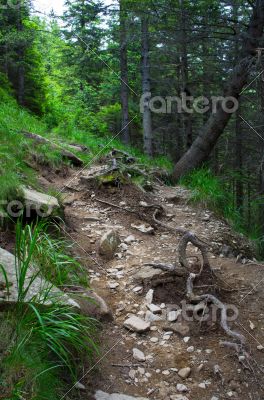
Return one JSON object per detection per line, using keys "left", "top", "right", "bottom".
{"left": 172, "top": 0, "right": 264, "bottom": 182}
{"left": 119, "top": 0, "right": 130, "bottom": 145}
{"left": 141, "top": 15, "right": 153, "bottom": 156}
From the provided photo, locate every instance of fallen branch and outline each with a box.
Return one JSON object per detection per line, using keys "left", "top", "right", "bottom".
{"left": 21, "top": 131, "right": 83, "bottom": 167}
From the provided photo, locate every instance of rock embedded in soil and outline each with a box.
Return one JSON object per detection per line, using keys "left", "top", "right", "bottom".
{"left": 166, "top": 322, "right": 190, "bottom": 336}
{"left": 94, "top": 391, "right": 149, "bottom": 400}
{"left": 123, "top": 315, "right": 150, "bottom": 333}
{"left": 167, "top": 310, "right": 181, "bottom": 322}
{"left": 176, "top": 384, "right": 188, "bottom": 392}
{"left": 133, "top": 266, "right": 163, "bottom": 283}
{"left": 147, "top": 304, "right": 162, "bottom": 314}
{"left": 178, "top": 367, "right": 191, "bottom": 379}
{"left": 170, "top": 395, "right": 190, "bottom": 400}
{"left": 22, "top": 187, "right": 60, "bottom": 217}
{"left": 99, "top": 230, "right": 121, "bottom": 259}
{"left": 133, "top": 348, "right": 146, "bottom": 362}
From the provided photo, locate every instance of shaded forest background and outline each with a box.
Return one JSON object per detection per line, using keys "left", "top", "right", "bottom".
{"left": 0, "top": 0, "right": 264, "bottom": 255}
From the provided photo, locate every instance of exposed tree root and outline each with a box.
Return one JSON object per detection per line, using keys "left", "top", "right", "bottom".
{"left": 146, "top": 208, "right": 248, "bottom": 353}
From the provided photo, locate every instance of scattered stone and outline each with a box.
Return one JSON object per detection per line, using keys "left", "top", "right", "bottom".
{"left": 133, "top": 266, "right": 163, "bottom": 283}
{"left": 249, "top": 320, "right": 255, "bottom": 330}
{"left": 147, "top": 304, "right": 162, "bottom": 314}
{"left": 211, "top": 397, "right": 219, "bottom": 400}
{"left": 169, "top": 322, "right": 190, "bottom": 336}
{"left": 183, "top": 337, "right": 190, "bottom": 343}
{"left": 94, "top": 391, "right": 149, "bottom": 400}
{"left": 124, "top": 235, "right": 136, "bottom": 244}
{"left": 150, "top": 337, "right": 159, "bottom": 343}
{"left": 167, "top": 310, "right": 181, "bottom": 322}
{"left": 131, "top": 223, "right": 154, "bottom": 234}
{"left": 133, "top": 286, "right": 143, "bottom": 293}
{"left": 162, "top": 370, "right": 170, "bottom": 376}
{"left": 170, "top": 396, "right": 189, "bottom": 400}
{"left": 75, "top": 382, "right": 86, "bottom": 391}
{"left": 178, "top": 367, "right": 191, "bottom": 379}
{"left": 177, "top": 384, "right": 188, "bottom": 393}
{"left": 108, "top": 282, "right": 120, "bottom": 289}
{"left": 74, "top": 289, "right": 113, "bottom": 322}
{"left": 145, "top": 289, "right": 154, "bottom": 304}
{"left": 123, "top": 315, "right": 150, "bottom": 333}
{"left": 257, "top": 345, "right": 264, "bottom": 351}
{"left": 99, "top": 230, "right": 121, "bottom": 259}
{"left": 187, "top": 346, "right": 194, "bottom": 353}
{"left": 132, "top": 348, "right": 146, "bottom": 362}
{"left": 198, "top": 383, "right": 206, "bottom": 389}
{"left": 145, "top": 310, "right": 163, "bottom": 322}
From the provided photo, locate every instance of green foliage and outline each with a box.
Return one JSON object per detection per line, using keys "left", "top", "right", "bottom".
{"left": 0, "top": 220, "right": 98, "bottom": 399}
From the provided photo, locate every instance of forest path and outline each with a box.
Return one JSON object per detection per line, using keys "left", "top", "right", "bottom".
{"left": 48, "top": 165, "right": 264, "bottom": 400}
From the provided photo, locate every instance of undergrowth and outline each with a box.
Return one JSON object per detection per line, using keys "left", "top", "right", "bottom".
{"left": 0, "top": 221, "right": 98, "bottom": 399}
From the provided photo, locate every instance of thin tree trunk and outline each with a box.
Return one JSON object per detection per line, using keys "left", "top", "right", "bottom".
{"left": 119, "top": 0, "right": 130, "bottom": 145}
{"left": 141, "top": 15, "right": 153, "bottom": 156}
{"left": 17, "top": 8, "right": 25, "bottom": 106}
{"left": 172, "top": 0, "right": 264, "bottom": 182}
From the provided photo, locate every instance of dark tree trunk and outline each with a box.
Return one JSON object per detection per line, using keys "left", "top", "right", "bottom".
{"left": 119, "top": 0, "right": 130, "bottom": 145}
{"left": 141, "top": 15, "right": 153, "bottom": 156}
{"left": 17, "top": 9, "right": 25, "bottom": 106}
{"left": 172, "top": 0, "right": 264, "bottom": 182}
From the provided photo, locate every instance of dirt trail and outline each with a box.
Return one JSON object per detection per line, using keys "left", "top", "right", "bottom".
{"left": 50, "top": 166, "right": 264, "bottom": 400}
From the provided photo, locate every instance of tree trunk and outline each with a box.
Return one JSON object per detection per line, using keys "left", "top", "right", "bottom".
{"left": 141, "top": 15, "right": 153, "bottom": 156}
{"left": 17, "top": 8, "right": 25, "bottom": 106}
{"left": 172, "top": 0, "right": 264, "bottom": 182}
{"left": 119, "top": 0, "right": 130, "bottom": 145}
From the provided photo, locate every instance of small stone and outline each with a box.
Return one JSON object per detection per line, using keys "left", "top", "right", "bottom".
{"left": 108, "top": 282, "right": 119, "bottom": 289}
{"left": 211, "top": 397, "right": 219, "bottom": 400}
{"left": 167, "top": 310, "right": 181, "bottom": 322}
{"left": 147, "top": 304, "right": 162, "bottom": 314}
{"left": 145, "top": 289, "right": 154, "bottom": 304}
{"left": 178, "top": 367, "right": 191, "bottom": 379}
{"left": 75, "top": 382, "right": 86, "bottom": 391}
{"left": 257, "top": 345, "right": 264, "bottom": 351}
{"left": 124, "top": 235, "right": 136, "bottom": 244}
{"left": 183, "top": 337, "right": 190, "bottom": 343}
{"left": 150, "top": 337, "right": 159, "bottom": 343}
{"left": 187, "top": 346, "right": 194, "bottom": 353}
{"left": 133, "top": 286, "right": 143, "bottom": 293}
{"left": 129, "top": 369, "right": 136, "bottom": 379}
{"left": 177, "top": 384, "right": 188, "bottom": 392}
{"left": 123, "top": 315, "right": 150, "bottom": 333}
{"left": 162, "top": 370, "right": 170, "bottom": 376}
{"left": 170, "top": 396, "right": 189, "bottom": 400}
{"left": 198, "top": 383, "right": 206, "bottom": 389}
{"left": 98, "top": 230, "right": 121, "bottom": 259}
{"left": 145, "top": 310, "right": 162, "bottom": 322}
{"left": 133, "top": 348, "right": 146, "bottom": 362}
{"left": 170, "top": 322, "right": 190, "bottom": 336}
{"left": 160, "top": 303, "right": 166, "bottom": 309}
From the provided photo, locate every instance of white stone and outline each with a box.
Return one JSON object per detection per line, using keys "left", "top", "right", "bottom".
{"left": 178, "top": 367, "right": 191, "bottom": 379}
{"left": 147, "top": 304, "right": 161, "bottom": 314}
{"left": 162, "top": 370, "right": 170, "bottom": 376}
{"left": 75, "top": 382, "right": 86, "bottom": 390}
{"left": 168, "top": 310, "right": 181, "bottom": 322}
{"left": 132, "top": 348, "right": 146, "bottom": 362}
{"left": 198, "top": 383, "right": 206, "bottom": 389}
{"left": 123, "top": 316, "right": 150, "bottom": 333}
{"left": 187, "top": 346, "right": 194, "bottom": 353}
{"left": 150, "top": 337, "right": 159, "bottom": 343}
{"left": 170, "top": 396, "right": 189, "bottom": 400}
{"left": 145, "top": 289, "right": 154, "bottom": 304}
{"left": 108, "top": 282, "right": 119, "bottom": 289}
{"left": 124, "top": 235, "right": 136, "bottom": 244}
{"left": 177, "top": 384, "right": 188, "bottom": 393}
{"left": 183, "top": 337, "right": 190, "bottom": 343}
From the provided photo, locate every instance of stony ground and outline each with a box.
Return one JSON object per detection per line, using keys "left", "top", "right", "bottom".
{"left": 18, "top": 166, "right": 264, "bottom": 399}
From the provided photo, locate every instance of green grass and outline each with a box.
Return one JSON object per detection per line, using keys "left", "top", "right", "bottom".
{"left": 0, "top": 220, "right": 98, "bottom": 399}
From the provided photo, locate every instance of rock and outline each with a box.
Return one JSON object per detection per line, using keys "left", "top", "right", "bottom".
{"left": 147, "top": 303, "right": 162, "bottom": 314}
{"left": 167, "top": 310, "right": 181, "bottom": 322}
{"left": 99, "top": 230, "right": 121, "bottom": 259}
{"left": 133, "top": 266, "right": 163, "bottom": 283}
{"left": 108, "top": 282, "right": 120, "bottom": 289}
{"left": 123, "top": 315, "right": 150, "bottom": 333}
{"left": 177, "top": 384, "right": 188, "bottom": 393}
{"left": 124, "top": 235, "right": 136, "bottom": 244}
{"left": 131, "top": 223, "right": 154, "bottom": 234}
{"left": 145, "top": 310, "right": 163, "bottom": 322}
{"left": 145, "top": 289, "right": 154, "bottom": 304}
{"left": 183, "top": 337, "right": 190, "bottom": 343}
{"left": 150, "top": 337, "right": 159, "bottom": 343}
{"left": 187, "top": 346, "right": 194, "bottom": 353}
{"left": 75, "top": 382, "right": 86, "bottom": 390}
{"left": 0, "top": 247, "right": 78, "bottom": 308}
{"left": 178, "top": 367, "right": 191, "bottom": 379}
{"left": 94, "top": 391, "right": 148, "bottom": 400}
{"left": 73, "top": 290, "right": 113, "bottom": 322}
{"left": 257, "top": 345, "right": 264, "bottom": 351}
{"left": 170, "top": 396, "right": 190, "bottom": 400}
{"left": 198, "top": 383, "right": 206, "bottom": 389}
{"left": 169, "top": 322, "right": 190, "bottom": 336}
{"left": 133, "top": 286, "right": 143, "bottom": 293}
{"left": 132, "top": 348, "right": 146, "bottom": 362}
{"left": 22, "top": 187, "right": 60, "bottom": 217}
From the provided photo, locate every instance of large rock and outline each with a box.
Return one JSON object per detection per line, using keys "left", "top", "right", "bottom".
{"left": 133, "top": 266, "right": 163, "bottom": 283}
{"left": 95, "top": 391, "right": 148, "bottom": 400}
{"left": 72, "top": 289, "right": 113, "bottom": 321}
{"left": 99, "top": 230, "right": 121, "bottom": 259}
{"left": 22, "top": 187, "right": 60, "bottom": 217}
{"left": 123, "top": 315, "right": 150, "bottom": 333}
{"left": 0, "top": 247, "right": 78, "bottom": 307}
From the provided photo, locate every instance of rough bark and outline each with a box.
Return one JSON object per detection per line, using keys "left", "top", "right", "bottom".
{"left": 119, "top": 0, "right": 130, "bottom": 145}
{"left": 172, "top": 0, "right": 264, "bottom": 182}
{"left": 141, "top": 15, "right": 153, "bottom": 156}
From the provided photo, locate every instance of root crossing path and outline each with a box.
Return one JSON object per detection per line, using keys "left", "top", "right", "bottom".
{"left": 52, "top": 168, "right": 264, "bottom": 400}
